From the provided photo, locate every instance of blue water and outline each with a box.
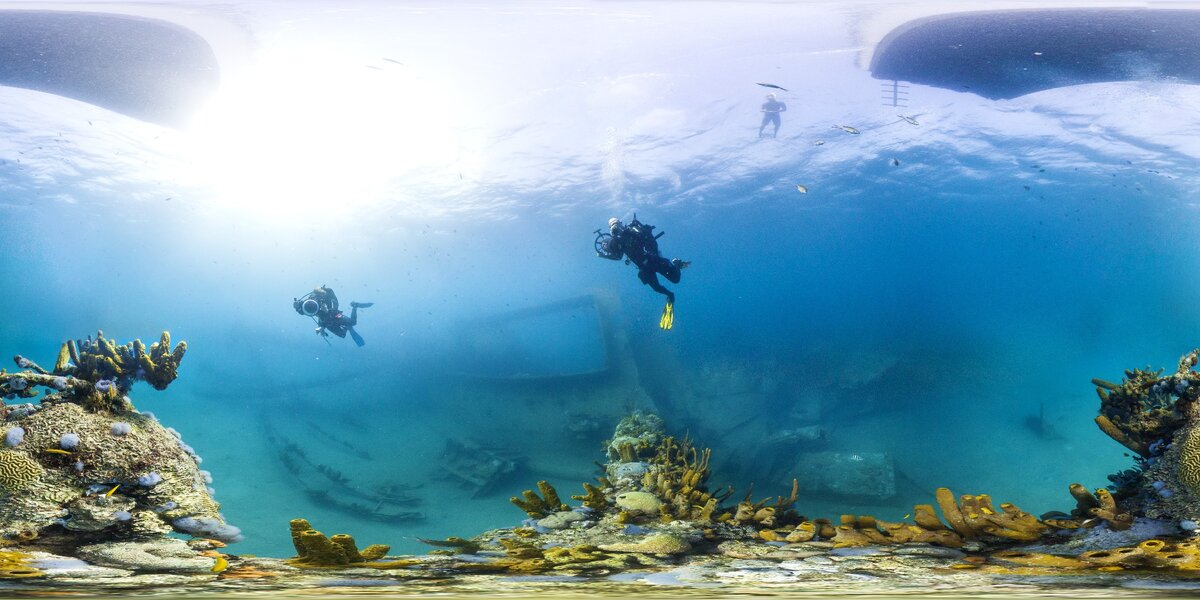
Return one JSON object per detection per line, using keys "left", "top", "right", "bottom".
{"left": 1, "top": 0, "right": 1199, "bottom": 564}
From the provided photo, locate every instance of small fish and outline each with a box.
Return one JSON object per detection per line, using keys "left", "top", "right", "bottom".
{"left": 756, "top": 82, "right": 788, "bottom": 91}
{"left": 383, "top": 58, "right": 405, "bottom": 65}
{"left": 813, "top": 140, "right": 825, "bottom": 146}
{"left": 890, "top": 158, "right": 900, "bottom": 166}
{"left": 366, "top": 65, "right": 383, "bottom": 71}
{"left": 795, "top": 184, "right": 808, "bottom": 194}
{"left": 105, "top": 485, "right": 120, "bottom": 497}
{"left": 833, "top": 125, "right": 860, "bottom": 134}
{"left": 43, "top": 449, "right": 72, "bottom": 455}
{"left": 898, "top": 114, "right": 919, "bottom": 126}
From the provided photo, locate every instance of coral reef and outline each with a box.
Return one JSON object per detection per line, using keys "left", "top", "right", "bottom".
{"left": 0, "top": 333, "right": 236, "bottom": 556}
{"left": 1091, "top": 349, "right": 1199, "bottom": 457}
{"left": 604, "top": 410, "right": 664, "bottom": 462}
{"left": 1, "top": 331, "right": 186, "bottom": 412}
{"left": 474, "top": 397, "right": 1200, "bottom": 577}
{"left": 10, "top": 335, "right": 1200, "bottom": 589}
{"left": 1088, "top": 348, "right": 1200, "bottom": 529}
{"left": 0, "top": 400, "right": 235, "bottom": 547}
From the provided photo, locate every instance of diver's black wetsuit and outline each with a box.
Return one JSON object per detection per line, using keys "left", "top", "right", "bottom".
{"left": 311, "top": 287, "right": 359, "bottom": 338}
{"left": 598, "top": 220, "right": 682, "bottom": 303}
{"left": 295, "top": 286, "right": 369, "bottom": 346}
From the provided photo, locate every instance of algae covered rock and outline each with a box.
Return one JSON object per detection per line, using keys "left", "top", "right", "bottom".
{"left": 75, "top": 538, "right": 218, "bottom": 573}
{"left": 599, "top": 533, "right": 691, "bottom": 555}
{"left": 537, "top": 511, "right": 586, "bottom": 530}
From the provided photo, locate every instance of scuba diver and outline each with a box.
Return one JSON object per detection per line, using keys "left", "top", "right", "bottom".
{"left": 595, "top": 216, "right": 690, "bottom": 330}
{"left": 293, "top": 285, "right": 373, "bottom": 347}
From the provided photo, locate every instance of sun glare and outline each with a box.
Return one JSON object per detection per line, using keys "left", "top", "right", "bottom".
{"left": 182, "top": 40, "right": 464, "bottom": 225}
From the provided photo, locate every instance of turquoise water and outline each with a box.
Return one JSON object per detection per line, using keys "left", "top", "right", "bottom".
{"left": 1, "top": 0, "right": 1198, "bottom": 570}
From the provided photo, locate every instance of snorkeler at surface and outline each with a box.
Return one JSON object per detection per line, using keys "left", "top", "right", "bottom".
{"left": 293, "top": 285, "right": 373, "bottom": 346}
{"left": 596, "top": 216, "right": 690, "bottom": 330}
{"left": 759, "top": 92, "right": 787, "bottom": 138}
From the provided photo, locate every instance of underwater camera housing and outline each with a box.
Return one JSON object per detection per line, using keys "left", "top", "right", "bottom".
{"left": 293, "top": 297, "right": 320, "bottom": 317}
{"left": 594, "top": 230, "right": 614, "bottom": 256}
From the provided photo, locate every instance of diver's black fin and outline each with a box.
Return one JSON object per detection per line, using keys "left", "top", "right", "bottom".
{"left": 349, "top": 328, "right": 365, "bottom": 347}
{"left": 351, "top": 301, "right": 374, "bottom": 308}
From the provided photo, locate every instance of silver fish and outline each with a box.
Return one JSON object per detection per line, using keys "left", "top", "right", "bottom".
{"left": 796, "top": 184, "right": 808, "bottom": 194}
{"left": 899, "top": 114, "right": 919, "bottom": 125}
{"left": 833, "top": 125, "right": 860, "bottom": 134}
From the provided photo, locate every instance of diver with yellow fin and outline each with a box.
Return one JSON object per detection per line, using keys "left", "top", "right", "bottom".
{"left": 595, "top": 215, "right": 689, "bottom": 330}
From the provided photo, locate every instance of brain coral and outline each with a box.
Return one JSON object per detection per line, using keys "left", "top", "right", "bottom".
{"left": 0, "top": 452, "right": 43, "bottom": 492}
{"left": 1178, "top": 426, "right": 1200, "bottom": 497}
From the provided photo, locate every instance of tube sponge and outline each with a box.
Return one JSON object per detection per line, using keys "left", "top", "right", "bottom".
{"left": 59, "top": 433, "right": 80, "bottom": 450}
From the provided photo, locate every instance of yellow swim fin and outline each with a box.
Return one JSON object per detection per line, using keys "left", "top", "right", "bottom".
{"left": 659, "top": 301, "right": 674, "bottom": 330}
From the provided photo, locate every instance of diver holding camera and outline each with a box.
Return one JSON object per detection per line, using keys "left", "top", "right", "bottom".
{"left": 596, "top": 216, "right": 689, "bottom": 330}
{"left": 293, "top": 285, "right": 373, "bottom": 347}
